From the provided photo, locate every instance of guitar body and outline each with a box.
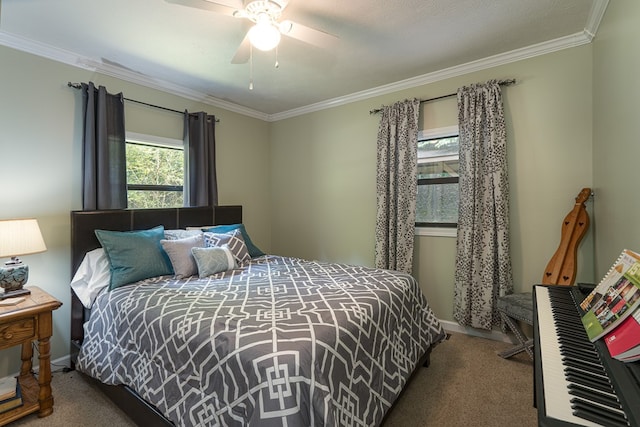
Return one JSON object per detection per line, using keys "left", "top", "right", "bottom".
{"left": 542, "top": 188, "right": 592, "bottom": 286}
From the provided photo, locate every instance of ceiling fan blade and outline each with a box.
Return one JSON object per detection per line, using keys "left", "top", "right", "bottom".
{"left": 274, "top": 0, "right": 290, "bottom": 11}
{"left": 280, "top": 20, "right": 338, "bottom": 49}
{"left": 231, "top": 33, "right": 251, "bottom": 64}
{"left": 164, "top": 0, "right": 240, "bottom": 17}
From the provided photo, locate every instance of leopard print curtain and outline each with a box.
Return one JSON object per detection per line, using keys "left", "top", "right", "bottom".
{"left": 375, "top": 98, "right": 420, "bottom": 274}
{"left": 453, "top": 80, "right": 514, "bottom": 330}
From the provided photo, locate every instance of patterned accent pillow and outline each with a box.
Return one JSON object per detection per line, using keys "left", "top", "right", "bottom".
{"left": 160, "top": 234, "right": 204, "bottom": 279}
{"left": 191, "top": 245, "right": 236, "bottom": 278}
{"left": 203, "top": 229, "right": 251, "bottom": 265}
{"left": 202, "top": 224, "right": 264, "bottom": 258}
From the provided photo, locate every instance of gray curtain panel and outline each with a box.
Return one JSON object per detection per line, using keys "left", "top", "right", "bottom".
{"left": 375, "top": 98, "right": 420, "bottom": 274}
{"left": 183, "top": 111, "right": 218, "bottom": 207}
{"left": 453, "top": 80, "right": 514, "bottom": 330}
{"left": 81, "top": 82, "right": 127, "bottom": 210}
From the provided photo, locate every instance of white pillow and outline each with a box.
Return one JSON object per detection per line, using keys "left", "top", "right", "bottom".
{"left": 70, "top": 248, "right": 110, "bottom": 308}
{"left": 160, "top": 234, "right": 204, "bottom": 278}
{"left": 164, "top": 229, "right": 202, "bottom": 240}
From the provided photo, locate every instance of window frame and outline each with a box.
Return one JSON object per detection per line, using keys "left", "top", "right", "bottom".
{"left": 125, "top": 132, "right": 185, "bottom": 208}
{"left": 415, "top": 125, "right": 459, "bottom": 238}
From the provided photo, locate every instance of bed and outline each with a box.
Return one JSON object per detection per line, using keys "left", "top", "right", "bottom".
{"left": 69, "top": 206, "right": 446, "bottom": 427}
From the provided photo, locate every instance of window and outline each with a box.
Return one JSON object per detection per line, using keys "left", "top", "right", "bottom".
{"left": 125, "top": 132, "right": 184, "bottom": 209}
{"left": 416, "top": 126, "right": 459, "bottom": 229}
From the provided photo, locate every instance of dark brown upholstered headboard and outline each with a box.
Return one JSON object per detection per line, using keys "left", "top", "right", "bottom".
{"left": 69, "top": 205, "right": 242, "bottom": 362}
{"left": 70, "top": 206, "right": 242, "bottom": 274}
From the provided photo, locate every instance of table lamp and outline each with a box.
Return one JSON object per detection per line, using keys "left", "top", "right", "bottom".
{"left": 0, "top": 218, "right": 47, "bottom": 299}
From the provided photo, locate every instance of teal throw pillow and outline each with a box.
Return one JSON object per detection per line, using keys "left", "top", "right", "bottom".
{"left": 203, "top": 224, "right": 264, "bottom": 258}
{"left": 95, "top": 226, "right": 174, "bottom": 290}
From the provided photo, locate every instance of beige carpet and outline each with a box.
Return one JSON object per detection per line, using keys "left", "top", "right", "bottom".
{"left": 11, "top": 332, "right": 537, "bottom": 427}
{"left": 384, "top": 333, "right": 537, "bottom": 427}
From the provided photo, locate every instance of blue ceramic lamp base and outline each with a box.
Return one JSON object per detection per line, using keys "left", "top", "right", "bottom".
{"left": 0, "top": 262, "right": 32, "bottom": 300}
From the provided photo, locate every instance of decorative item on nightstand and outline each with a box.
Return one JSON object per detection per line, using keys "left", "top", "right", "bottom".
{"left": 0, "top": 218, "right": 46, "bottom": 299}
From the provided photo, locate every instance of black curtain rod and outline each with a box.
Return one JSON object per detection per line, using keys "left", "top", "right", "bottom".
{"left": 67, "top": 82, "right": 220, "bottom": 122}
{"left": 369, "top": 79, "right": 516, "bottom": 115}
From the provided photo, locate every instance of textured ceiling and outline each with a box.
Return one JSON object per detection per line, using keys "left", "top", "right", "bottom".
{"left": 0, "top": 0, "right": 607, "bottom": 118}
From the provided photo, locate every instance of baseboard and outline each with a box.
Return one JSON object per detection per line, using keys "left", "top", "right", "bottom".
{"left": 3, "top": 353, "right": 72, "bottom": 381}
{"left": 49, "top": 354, "right": 72, "bottom": 373}
{"left": 439, "top": 319, "right": 516, "bottom": 344}
{"left": 30, "top": 354, "right": 72, "bottom": 374}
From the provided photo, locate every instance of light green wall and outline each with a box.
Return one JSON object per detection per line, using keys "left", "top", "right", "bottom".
{"left": 592, "top": 0, "right": 640, "bottom": 277}
{"left": 0, "top": 45, "right": 270, "bottom": 376}
{"left": 270, "top": 47, "right": 595, "bottom": 322}
{"left": 6, "top": 2, "right": 636, "bottom": 374}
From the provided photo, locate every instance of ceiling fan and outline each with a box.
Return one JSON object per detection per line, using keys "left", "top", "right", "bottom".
{"left": 165, "top": 0, "right": 338, "bottom": 64}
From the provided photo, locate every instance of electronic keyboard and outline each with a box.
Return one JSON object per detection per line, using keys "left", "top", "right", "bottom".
{"left": 533, "top": 285, "right": 640, "bottom": 427}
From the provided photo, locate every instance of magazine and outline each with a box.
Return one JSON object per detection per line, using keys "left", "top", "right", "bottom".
{"left": 604, "top": 309, "right": 640, "bottom": 361}
{"left": 580, "top": 249, "right": 640, "bottom": 342}
{"left": 0, "top": 381, "right": 22, "bottom": 414}
{"left": 0, "top": 377, "right": 16, "bottom": 401}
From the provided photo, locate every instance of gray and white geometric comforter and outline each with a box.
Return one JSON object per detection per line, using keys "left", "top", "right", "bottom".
{"left": 77, "top": 255, "right": 446, "bottom": 427}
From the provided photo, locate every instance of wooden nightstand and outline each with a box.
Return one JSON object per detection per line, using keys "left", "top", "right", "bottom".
{"left": 0, "top": 286, "right": 61, "bottom": 425}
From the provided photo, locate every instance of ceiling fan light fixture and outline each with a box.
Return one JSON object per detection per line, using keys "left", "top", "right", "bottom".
{"left": 248, "top": 20, "right": 281, "bottom": 51}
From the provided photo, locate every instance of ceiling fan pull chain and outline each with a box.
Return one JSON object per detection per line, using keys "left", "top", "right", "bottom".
{"left": 249, "top": 45, "right": 254, "bottom": 90}
{"left": 275, "top": 46, "right": 279, "bottom": 69}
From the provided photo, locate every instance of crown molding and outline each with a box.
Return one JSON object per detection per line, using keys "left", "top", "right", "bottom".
{"left": 0, "top": 30, "right": 269, "bottom": 122}
{"left": 74, "top": 56, "right": 270, "bottom": 121}
{"left": 269, "top": 31, "right": 592, "bottom": 121}
{"left": 0, "top": 30, "right": 81, "bottom": 67}
{"left": 1, "top": 0, "right": 607, "bottom": 123}
{"left": 270, "top": 0, "right": 608, "bottom": 121}
{"left": 584, "top": 0, "right": 610, "bottom": 40}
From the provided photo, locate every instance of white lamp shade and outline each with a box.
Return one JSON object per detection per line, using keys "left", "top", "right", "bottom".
{"left": 248, "top": 21, "right": 281, "bottom": 51}
{"left": 0, "top": 219, "right": 47, "bottom": 258}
